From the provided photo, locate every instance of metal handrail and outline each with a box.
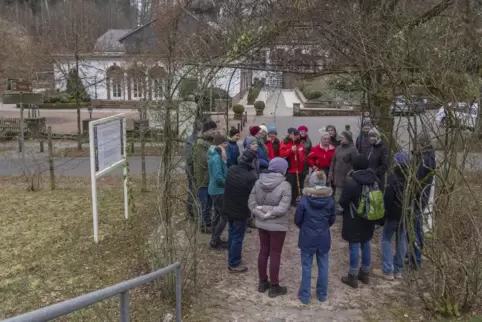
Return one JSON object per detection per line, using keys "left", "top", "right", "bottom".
{"left": 2, "top": 262, "right": 181, "bottom": 322}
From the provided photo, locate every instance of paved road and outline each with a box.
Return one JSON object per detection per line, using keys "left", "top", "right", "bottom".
{"left": 254, "top": 110, "right": 440, "bottom": 150}
{"left": 0, "top": 156, "right": 182, "bottom": 177}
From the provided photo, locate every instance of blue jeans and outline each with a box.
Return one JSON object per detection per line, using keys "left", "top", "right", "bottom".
{"left": 228, "top": 219, "right": 247, "bottom": 268}
{"left": 349, "top": 241, "right": 371, "bottom": 276}
{"left": 409, "top": 211, "right": 424, "bottom": 266}
{"left": 186, "top": 179, "right": 194, "bottom": 218}
{"left": 298, "top": 249, "right": 329, "bottom": 304}
{"left": 381, "top": 220, "right": 406, "bottom": 274}
{"left": 197, "top": 187, "right": 212, "bottom": 227}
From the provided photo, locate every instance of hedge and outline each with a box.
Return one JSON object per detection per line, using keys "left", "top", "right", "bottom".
{"left": 39, "top": 102, "right": 91, "bottom": 109}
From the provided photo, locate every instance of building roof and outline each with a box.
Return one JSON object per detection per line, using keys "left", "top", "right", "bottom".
{"left": 93, "top": 29, "right": 132, "bottom": 54}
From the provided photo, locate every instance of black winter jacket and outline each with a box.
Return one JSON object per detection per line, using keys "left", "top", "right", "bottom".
{"left": 356, "top": 134, "right": 371, "bottom": 155}
{"left": 339, "top": 169, "right": 378, "bottom": 243}
{"left": 366, "top": 141, "right": 389, "bottom": 190}
{"left": 384, "top": 166, "right": 408, "bottom": 223}
{"left": 224, "top": 162, "right": 258, "bottom": 221}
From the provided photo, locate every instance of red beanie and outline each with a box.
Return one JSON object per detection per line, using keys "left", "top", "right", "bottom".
{"left": 249, "top": 125, "right": 261, "bottom": 136}
{"left": 298, "top": 125, "right": 308, "bottom": 132}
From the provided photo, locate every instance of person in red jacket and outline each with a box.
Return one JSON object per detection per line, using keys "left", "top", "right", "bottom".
{"left": 280, "top": 127, "right": 306, "bottom": 206}
{"left": 307, "top": 128, "right": 336, "bottom": 176}
{"left": 265, "top": 124, "right": 280, "bottom": 159}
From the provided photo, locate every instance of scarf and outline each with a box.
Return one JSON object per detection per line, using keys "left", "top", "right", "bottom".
{"left": 257, "top": 137, "right": 269, "bottom": 156}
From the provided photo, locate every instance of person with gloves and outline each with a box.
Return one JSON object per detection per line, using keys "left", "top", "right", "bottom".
{"left": 265, "top": 124, "right": 280, "bottom": 159}
{"left": 248, "top": 157, "right": 292, "bottom": 298}
{"left": 295, "top": 170, "right": 335, "bottom": 304}
{"left": 307, "top": 128, "right": 336, "bottom": 176}
{"left": 280, "top": 128, "right": 306, "bottom": 206}
{"left": 298, "top": 125, "right": 313, "bottom": 178}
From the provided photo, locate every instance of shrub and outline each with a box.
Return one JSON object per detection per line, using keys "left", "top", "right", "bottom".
{"left": 204, "top": 87, "right": 230, "bottom": 100}
{"left": 254, "top": 101, "right": 265, "bottom": 110}
{"left": 303, "top": 89, "right": 323, "bottom": 100}
{"left": 44, "top": 91, "right": 90, "bottom": 104}
{"left": 232, "top": 104, "right": 245, "bottom": 114}
{"left": 247, "top": 86, "right": 261, "bottom": 104}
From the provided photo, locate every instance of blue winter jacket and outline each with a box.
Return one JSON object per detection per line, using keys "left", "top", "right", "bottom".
{"left": 226, "top": 139, "right": 240, "bottom": 168}
{"left": 243, "top": 137, "right": 269, "bottom": 170}
{"left": 415, "top": 147, "right": 436, "bottom": 210}
{"left": 208, "top": 146, "right": 228, "bottom": 195}
{"left": 294, "top": 186, "right": 336, "bottom": 254}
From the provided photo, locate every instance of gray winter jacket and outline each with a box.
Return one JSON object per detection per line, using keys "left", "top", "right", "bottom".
{"left": 248, "top": 172, "right": 292, "bottom": 232}
{"left": 329, "top": 142, "right": 359, "bottom": 188}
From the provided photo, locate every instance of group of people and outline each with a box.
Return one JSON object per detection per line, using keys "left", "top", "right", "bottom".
{"left": 185, "top": 117, "right": 436, "bottom": 303}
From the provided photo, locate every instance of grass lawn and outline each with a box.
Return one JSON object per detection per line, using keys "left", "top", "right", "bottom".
{"left": 0, "top": 176, "right": 168, "bottom": 321}
{"left": 302, "top": 74, "right": 363, "bottom": 104}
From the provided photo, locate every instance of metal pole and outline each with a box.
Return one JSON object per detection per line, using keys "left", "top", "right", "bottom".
{"left": 19, "top": 96, "right": 26, "bottom": 174}
{"left": 175, "top": 266, "right": 182, "bottom": 322}
{"left": 123, "top": 117, "right": 129, "bottom": 220}
{"left": 89, "top": 121, "right": 99, "bottom": 243}
{"left": 119, "top": 291, "right": 129, "bottom": 322}
{"left": 48, "top": 126, "right": 55, "bottom": 191}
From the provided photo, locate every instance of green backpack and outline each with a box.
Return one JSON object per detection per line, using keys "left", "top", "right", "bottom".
{"left": 351, "top": 182, "right": 384, "bottom": 221}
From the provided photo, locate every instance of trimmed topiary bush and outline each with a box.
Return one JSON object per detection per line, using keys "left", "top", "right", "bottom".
{"left": 247, "top": 86, "right": 261, "bottom": 104}
{"left": 232, "top": 104, "right": 245, "bottom": 114}
{"left": 39, "top": 102, "right": 90, "bottom": 109}
{"left": 254, "top": 101, "right": 265, "bottom": 110}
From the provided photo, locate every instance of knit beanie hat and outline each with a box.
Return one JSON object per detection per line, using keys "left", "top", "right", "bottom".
{"left": 298, "top": 125, "right": 308, "bottom": 132}
{"left": 213, "top": 134, "right": 227, "bottom": 146}
{"left": 250, "top": 125, "right": 261, "bottom": 136}
{"left": 288, "top": 127, "right": 299, "bottom": 135}
{"left": 268, "top": 157, "right": 289, "bottom": 174}
{"left": 203, "top": 120, "right": 217, "bottom": 133}
{"left": 340, "top": 131, "right": 353, "bottom": 142}
{"left": 417, "top": 133, "right": 431, "bottom": 147}
{"left": 240, "top": 149, "right": 256, "bottom": 164}
{"left": 309, "top": 170, "right": 327, "bottom": 187}
{"left": 245, "top": 136, "right": 257, "bottom": 148}
{"left": 393, "top": 151, "right": 409, "bottom": 166}
{"left": 259, "top": 125, "right": 268, "bottom": 134}
{"left": 362, "top": 118, "right": 372, "bottom": 127}
{"left": 352, "top": 155, "right": 369, "bottom": 171}
{"left": 267, "top": 124, "right": 277, "bottom": 134}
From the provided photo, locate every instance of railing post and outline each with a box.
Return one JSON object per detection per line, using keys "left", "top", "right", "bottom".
{"left": 120, "top": 291, "right": 129, "bottom": 322}
{"left": 175, "top": 266, "right": 182, "bottom": 322}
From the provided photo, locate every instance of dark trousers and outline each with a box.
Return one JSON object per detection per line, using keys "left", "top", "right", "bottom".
{"left": 211, "top": 194, "right": 227, "bottom": 243}
{"left": 408, "top": 210, "right": 424, "bottom": 266}
{"left": 286, "top": 172, "right": 306, "bottom": 205}
{"left": 187, "top": 178, "right": 195, "bottom": 218}
{"left": 228, "top": 219, "right": 248, "bottom": 268}
{"left": 258, "top": 228, "right": 287, "bottom": 285}
{"left": 197, "top": 187, "right": 212, "bottom": 227}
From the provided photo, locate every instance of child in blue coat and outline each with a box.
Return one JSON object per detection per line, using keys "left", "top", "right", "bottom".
{"left": 295, "top": 170, "right": 336, "bottom": 304}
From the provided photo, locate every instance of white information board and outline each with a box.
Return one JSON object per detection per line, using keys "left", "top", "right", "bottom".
{"left": 89, "top": 114, "right": 128, "bottom": 243}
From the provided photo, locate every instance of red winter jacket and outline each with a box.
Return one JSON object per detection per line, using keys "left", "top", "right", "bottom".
{"left": 307, "top": 144, "right": 336, "bottom": 170}
{"left": 279, "top": 139, "right": 305, "bottom": 174}
{"left": 265, "top": 138, "right": 280, "bottom": 159}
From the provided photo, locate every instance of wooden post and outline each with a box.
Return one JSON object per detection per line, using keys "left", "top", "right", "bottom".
{"left": 237, "top": 123, "right": 240, "bottom": 132}
{"left": 40, "top": 139, "right": 44, "bottom": 153}
{"left": 130, "top": 140, "right": 135, "bottom": 154}
{"left": 140, "top": 127, "right": 147, "bottom": 192}
{"left": 48, "top": 126, "right": 55, "bottom": 190}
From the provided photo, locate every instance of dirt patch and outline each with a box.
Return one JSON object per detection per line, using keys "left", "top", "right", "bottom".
{"left": 189, "top": 210, "right": 425, "bottom": 322}
{"left": 0, "top": 176, "right": 165, "bottom": 321}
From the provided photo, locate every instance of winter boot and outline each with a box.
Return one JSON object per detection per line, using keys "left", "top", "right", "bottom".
{"left": 341, "top": 274, "right": 359, "bottom": 289}
{"left": 358, "top": 268, "right": 370, "bottom": 284}
{"left": 258, "top": 279, "right": 270, "bottom": 293}
{"left": 268, "top": 284, "right": 288, "bottom": 298}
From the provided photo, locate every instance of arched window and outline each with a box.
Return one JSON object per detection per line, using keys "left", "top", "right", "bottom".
{"left": 148, "top": 64, "right": 166, "bottom": 100}
{"left": 127, "top": 64, "right": 147, "bottom": 100}
{"left": 106, "top": 64, "right": 125, "bottom": 100}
